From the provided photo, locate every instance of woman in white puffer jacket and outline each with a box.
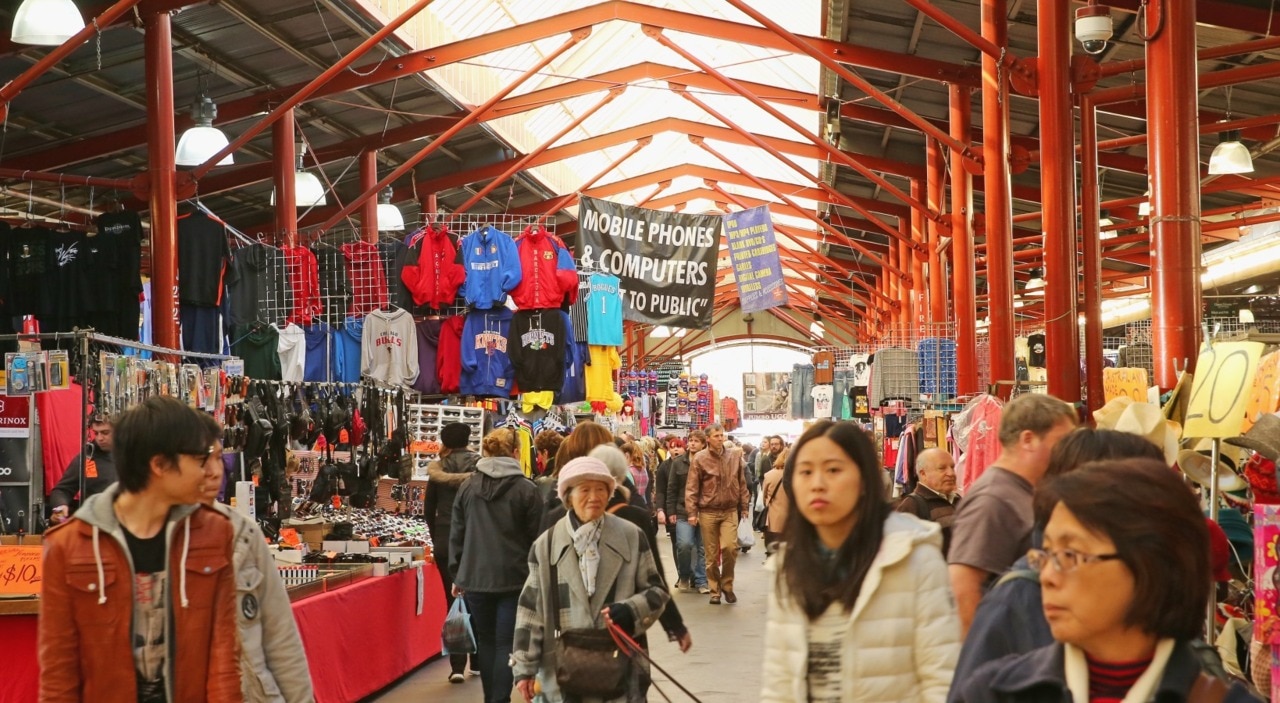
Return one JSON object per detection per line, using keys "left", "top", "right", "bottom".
{"left": 761, "top": 420, "right": 960, "bottom": 703}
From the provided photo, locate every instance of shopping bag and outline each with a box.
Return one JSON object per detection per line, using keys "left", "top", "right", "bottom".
{"left": 737, "top": 516, "right": 756, "bottom": 549}
{"left": 441, "top": 597, "right": 477, "bottom": 654}
{"left": 753, "top": 489, "right": 764, "bottom": 514}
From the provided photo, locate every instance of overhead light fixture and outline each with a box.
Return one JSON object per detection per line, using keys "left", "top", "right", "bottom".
{"left": 1240, "top": 308, "right": 1256, "bottom": 324}
{"left": 175, "top": 95, "right": 232, "bottom": 167}
{"left": 271, "top": 144, "right": 327, "bottom": 208}
{"left": 1024, "top": 269, "right": 1046, "bottom": 295}
{"left": 1138, "top": 190, "right": 1151, "bottom": 217}
{"left": 11, "top": 0, "right": 84, "bottom": 46}
{"left": 809, "top": 312, "right": 825, "bottom": 338}
{"left": 376, "top": 186, "right": 404, "bottom": 231}
{"left": 1209, "top": 130, "right": 1254, "bottom": 175}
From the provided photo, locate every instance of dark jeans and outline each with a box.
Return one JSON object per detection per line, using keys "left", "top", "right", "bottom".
{"left": 464, "top": 590, "right": 520, "bottom": 703}
{"left": 435, "top": 530, "right": 470, "bottom": 676}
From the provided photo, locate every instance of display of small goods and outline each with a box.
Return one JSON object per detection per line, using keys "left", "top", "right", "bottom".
{"left": 656, "top": 370, "right": 713, "bottom": 428}
{"left": 4, "top": 351, "right": 71, "bottom": 396}
{"left": 95, "top": 351, "right": 224, "bottom": 417}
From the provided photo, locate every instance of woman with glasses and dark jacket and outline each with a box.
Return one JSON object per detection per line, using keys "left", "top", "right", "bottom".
{"left": 952, "top": 460, "right": 1259, "bottom": 703}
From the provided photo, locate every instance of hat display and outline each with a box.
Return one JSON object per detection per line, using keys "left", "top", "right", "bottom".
{"left": 1092, "top": 396, "right": 1134, "bottom": 430}
{"left": 440, "top": 422, "right": 473, "bottom": 450}
{"left": 1099, "top": 400, "right": 1182, "bottom": 465}
{"left": 1226, "top": 412, "right": 1280, "bottom": 462}
{"left": 556, "top": 456, "right": 617, "bottom": 501}
{"left": 1177, "top": 449, "right": 1246, "bottom": 492}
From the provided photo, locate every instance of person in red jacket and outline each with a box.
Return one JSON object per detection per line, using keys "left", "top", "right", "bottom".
{"left": 510, "top": 225, "right": 577, "bottom": 310}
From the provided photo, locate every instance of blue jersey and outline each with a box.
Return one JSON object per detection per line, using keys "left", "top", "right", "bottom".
{"left": 460, "top": 307, "right": 515, "bottom": 397}
{"left": 585, "top": 273, "right": 623, "bottom": 346}
{"left": 458, "top": 226, "right": 522, "bottom": 309}
{"left": 336, "top": 317, "right": 364, "bottom": 383}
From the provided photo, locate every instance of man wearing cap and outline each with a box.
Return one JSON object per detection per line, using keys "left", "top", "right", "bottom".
{"left": 49, "top": 414, "right": 116, "bottom": 524}
{"left": 423, "top": 422, "right": 480, "bottom": 684}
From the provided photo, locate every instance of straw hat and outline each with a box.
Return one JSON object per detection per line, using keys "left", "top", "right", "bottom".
{"left": 1177, "top": 449, "right": 1247, "bottom": 492}
{"left": 1098, "top": 400, "right": 1182, "bottom": 465}
{"left": 1226, "top": 412, "right": 1280, "bottom": 462}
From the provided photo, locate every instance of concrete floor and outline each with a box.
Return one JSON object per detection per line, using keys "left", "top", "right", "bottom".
{"left": 366, "top": 536, "right": 769, "bottom": 702}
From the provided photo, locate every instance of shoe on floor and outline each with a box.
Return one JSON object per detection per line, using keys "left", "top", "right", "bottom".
{"left": 449, "top": 673, "right": 465, "bottom": 684}
{"left": 467, "top": 668, "right": 481, "bottom": 677}
{"left": 675, "top": 579, "right": 690, "bottom": 591}
{"left": 724, "top": 590, "right": 737, "bottom": 604}
{"left": 698, "top": 586, "right": 711, "bottom": 594}
{"left": 709, "top": 594, "right": 721, "bottom": 604}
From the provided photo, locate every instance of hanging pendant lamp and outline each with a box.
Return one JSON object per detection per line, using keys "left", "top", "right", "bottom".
{"left": 175, "top": 95, "right": 233, "bottom": 167}
{"left": 11, "top": 0, "right": 84, "bottom": 46}
{"left": 271, "top": 144, "right": 327, "bottom": 207}
{"left": 1208, "top": 130, "right": 1254, "bottom": 175}
{"left": 375, "top": 186, "right": 404, "bottom": 232}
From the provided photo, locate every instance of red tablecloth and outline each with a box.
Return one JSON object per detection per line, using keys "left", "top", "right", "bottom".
{"left": 294, "top": 564, "right": 446, "bottom": 703}
{"left": 0, "top": 613, "right": 38, "bottom": 702}
{"left": 4, "top": 564, "right": 446, "bottom": 703}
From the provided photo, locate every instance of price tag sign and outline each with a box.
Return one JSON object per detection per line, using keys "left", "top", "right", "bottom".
{"left": 1104, "top": 368, "right": 1149, "bottom": 403}
{"left": 0, "top": 545, "right": 42, "bottom": 596}
{"left": 1184, "top": 341, "right": 1265, "bottom": 439}
{"left": 1244, "top": 351, "right": 1280, "bottom": 433}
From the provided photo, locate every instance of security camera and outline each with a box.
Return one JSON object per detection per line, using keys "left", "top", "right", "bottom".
{"left": 1075, "top": 4, "right": 1112, "bottom": 55}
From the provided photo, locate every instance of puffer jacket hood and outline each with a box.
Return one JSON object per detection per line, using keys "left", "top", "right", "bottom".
{"left": 76, "top": 484, "right": 202, "bottom": 608}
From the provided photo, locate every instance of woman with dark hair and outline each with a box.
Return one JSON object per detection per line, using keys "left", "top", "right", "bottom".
{"left": 948, "top": 428, "right": 1168, "bottom": 698}
{"left": 761, "top": 420, "right": 959, "bottom": 702}
{"left": 954, "top": 460, "right": 1259, "bottom": 703}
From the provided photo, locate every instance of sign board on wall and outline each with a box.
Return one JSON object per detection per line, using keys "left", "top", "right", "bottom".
{"left": 743, "top": 372, "right": 792, "bottom": 418}
{"left": 723, "top": 205, "right": 787, "bottom": 313}
{"left": 0, "top": 545, "right": 41, "bottom": 596}
{"left": 576, "top": 195, "right": 720, "bottom": 329}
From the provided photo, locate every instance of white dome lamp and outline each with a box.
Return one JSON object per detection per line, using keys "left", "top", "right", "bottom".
{"left": 1208, "top": 130, "right": 1254, "bottom": 175}
{"left": 175, "top": 95, "right": 233, "bottom": 167}
{"left": 271, "top": 144, "right": 327, "bottom": 208}
{"left": 376, "top": 186, "right": 404, "bottom": 232}
{"left": 12, "top": 0, "right": 84, "bottom": 46}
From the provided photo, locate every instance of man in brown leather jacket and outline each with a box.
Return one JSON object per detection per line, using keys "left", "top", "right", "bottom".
{"left": 685, "top": 423, "right": 750, "bottom": 605}
{"left": 39, "top": 396, "right": 242, "bottom": 703}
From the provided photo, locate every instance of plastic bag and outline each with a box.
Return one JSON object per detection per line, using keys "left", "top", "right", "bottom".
{"left": 442, "top": 597, "right": 477, "bottom": 654}
{"left": 753, "top": 488, "right": 764, "bottom": 513}
{"left": 737, "top": 516, "right": 756, "bottom": 549}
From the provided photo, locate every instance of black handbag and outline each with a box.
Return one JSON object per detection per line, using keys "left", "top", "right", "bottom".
{"left": 548, "top": 537, "right": 630, "bottom": 699}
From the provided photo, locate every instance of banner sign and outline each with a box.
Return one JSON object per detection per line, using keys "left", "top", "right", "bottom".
{"left": 576, "top": 195, "right": 721, "bottom": 329}
{"left": 1184, "top": 340, "right": 1264, "bottom": 438}
{"left": 724, "top": 206, "right": 787, "bottom": 313}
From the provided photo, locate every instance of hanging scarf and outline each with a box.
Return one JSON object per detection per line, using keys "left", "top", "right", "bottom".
{"left": 568, "top": 514, "right": 605, "bottom": 597}
{"left": 1064, "top": 638, "right": 1175, "bottom": 703}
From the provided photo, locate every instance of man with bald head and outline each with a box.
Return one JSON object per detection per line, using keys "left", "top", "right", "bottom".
{"left": 894, "top": 448, "right": 961, "bottom": 555}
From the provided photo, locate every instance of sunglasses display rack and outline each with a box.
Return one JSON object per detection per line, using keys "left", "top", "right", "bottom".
{"left": 406, "top": 403, "right": 486, "bottom": 480}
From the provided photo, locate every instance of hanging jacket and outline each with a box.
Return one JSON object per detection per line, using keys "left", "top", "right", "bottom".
{"left": 411, "top": 318, "right": 442, "bottom": 395}
{"left": 508, "top": 309, "right": 567, "bottom": 393}
{"left": 280, "top": 245, "right": 321, "bottom": 326}
{"left": 558, "top": 314, "right": 587, "bottom": 405}
{"left": 208, "top": 502, "right": 314, "bottom": 703}
{"left": 510, "top": 225, "right": 577, "bottom": 310}
{"left": 38, "top": 485, "right": 243, "bottom": 703}
{"left": 761, "top": 513, "right": 959, "bottom": 703}
{"left": 458, "top": 226, "right": 522, "bottom": 309}
{"left": 437, "top": 315, "right": 465, "bottom": 394}
{"left": 401, "top": 224, "right": 465, "bottom": 308}
{"left": 341, "top": 241, "right": 389, "bottom": 316}
{"left": 460, "top": 308, "right": 515, "bottom": 397}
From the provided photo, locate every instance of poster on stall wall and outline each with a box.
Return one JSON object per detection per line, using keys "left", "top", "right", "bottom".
{"left": 743, "top": 372, "right": 791, "bottom": 419}
{"left": 576, "top": 195, "right": 720, "bottom": 329}
{"left": 723, "top": 205, "right": 787, "bottom": 313}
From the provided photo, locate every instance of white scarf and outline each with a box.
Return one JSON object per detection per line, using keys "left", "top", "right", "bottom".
{"left": 569, "top": 516, "right": 605, "bottom": 597}
{"left": 1063, "top": 638, "right": 1175, "bottom": 703}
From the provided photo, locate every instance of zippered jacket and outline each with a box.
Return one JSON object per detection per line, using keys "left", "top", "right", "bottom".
{"left": 458, "top": 226, "right": 522, "bottom": 309}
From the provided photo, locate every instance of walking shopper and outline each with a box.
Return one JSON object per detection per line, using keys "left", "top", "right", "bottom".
{"left": 533, "top": 429, "right": 564, "bottom": 502}
{"left": 543, "top": 421, "right": 617, "bottom": 522}
{"left": 952, "top": 460, "right": 1260, "bottom": 703}
{"left": 761, "top": 420, "right": 959, "bottom": 703}
{"left": 39, "top": 396, "right": 242, "bottom": 703}
{"left": 949, "top": 394, "right": 1077, "bottom": 633}
{"left": 450, "top": 428, "right": 544, "bottom": 703}
{"left": 49, "top": 413, "right": 117, "bottom": 523}
{"left": 424, "top": 422, "right": 480, "bottom": 684}
{"left": 759, "top": 447, "right": 790, "bottom": 555}
{"left": 196, "top": 413, "right": 313, "bottom": 703}
{"left": 895, "top": 448, "right": 961, "bottom": 556}
{"left": 512, "top": 457, "right": 670, "bottom": 703}
{"left": 653, "top": 437, "right": 680, "bottom": 560}
{"left": 668, "top": 432, "right": 710, "bottom": 593}
{"left": 685, "top": 424, "right": 749, "bottom": 604}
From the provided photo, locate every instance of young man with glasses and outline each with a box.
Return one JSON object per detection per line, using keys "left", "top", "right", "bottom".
{"left": 39, "top": 396, "right": 243, "bottom": 703}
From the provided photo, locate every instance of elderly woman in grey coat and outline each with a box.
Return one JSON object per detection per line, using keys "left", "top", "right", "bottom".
{"left": 513, "top": 456, "right": 670, "bottom": 703}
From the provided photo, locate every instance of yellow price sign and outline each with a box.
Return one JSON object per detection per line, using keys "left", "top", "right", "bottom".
{"left": 1244, "top": 351, "right": 1280, "bottom": 433}
{"left": 1184, "top": 341, "right": 1265, "bottom": 439}
{"left": 1103, "top": 367, "right": 1149, "bottom": 403}
{"left": 0, "top": 545, "right": 42, "bottom": 596}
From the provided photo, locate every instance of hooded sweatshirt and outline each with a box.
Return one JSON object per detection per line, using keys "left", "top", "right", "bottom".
{"left": 38, "top": 485, "right": 242, "bottom": 703}
{"left": 448, "top": 456, "right": 543, "bottom": 592}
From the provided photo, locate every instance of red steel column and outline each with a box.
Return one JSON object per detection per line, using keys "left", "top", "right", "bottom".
{"left": 927, "top": 139, "right": 948, "bottom": 325}
{"left": 950, "top": 86, "right": 979, "bottom": 394}
{"left": 910, "top": 180, "right": 927, "bottom": 333}
{"left": 145, "top": 11, "right": 179, "bottom": 350}
{"left": 981, "top": 0, "right": 1016, "bottom": 395}
{"left": 1080, "top": 98, "right": 1105, "bottom": 411}
{"left": 1038, "top": 0, "right": 1080, "bottom": 402}
{"left": 273, "top": 111, "right": 297, "bottom": 247}
{"left": 360, "top": 150, "right": 379, "bottom": 243}
{"left": 1147, "top": 0, "right": 1203, "bottom": 389}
